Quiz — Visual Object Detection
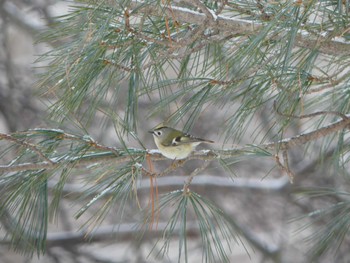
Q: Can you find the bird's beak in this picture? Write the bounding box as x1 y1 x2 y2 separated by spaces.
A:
148 130 154 134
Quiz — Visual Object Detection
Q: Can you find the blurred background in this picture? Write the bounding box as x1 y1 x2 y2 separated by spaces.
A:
0 1 350 263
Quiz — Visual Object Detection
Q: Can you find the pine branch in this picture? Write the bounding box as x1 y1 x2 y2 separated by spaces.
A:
89 0 350 56
1 112 349 174
0 133 54 164
262 114 350 150
2 0 350 261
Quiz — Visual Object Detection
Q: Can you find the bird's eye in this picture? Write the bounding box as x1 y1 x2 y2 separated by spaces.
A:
156 131 162 136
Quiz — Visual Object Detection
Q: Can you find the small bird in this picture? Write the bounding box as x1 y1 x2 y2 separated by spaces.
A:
149 126 214 160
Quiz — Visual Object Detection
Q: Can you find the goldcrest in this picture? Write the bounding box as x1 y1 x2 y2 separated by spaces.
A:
149 126 214 159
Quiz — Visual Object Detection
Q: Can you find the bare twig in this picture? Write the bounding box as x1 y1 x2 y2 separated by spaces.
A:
274 152 295 183
183 161 210 193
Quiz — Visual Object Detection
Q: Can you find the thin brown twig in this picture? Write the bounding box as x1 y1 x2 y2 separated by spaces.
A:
283 150 294 183
183 161 210 193
161 0 173 43
145 153 159 230
0 133 54 164
24 129 121 157
273 100 348 121
274 154 293 183
210 53 279 87
141 31 235 70
305 68 350 94
159 159 187 177
102 59 132 72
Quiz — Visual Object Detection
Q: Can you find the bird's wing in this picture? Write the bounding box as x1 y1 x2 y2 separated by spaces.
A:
171 134 213 146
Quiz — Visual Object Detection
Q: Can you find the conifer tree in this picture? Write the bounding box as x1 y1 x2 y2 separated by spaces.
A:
1 0 350 262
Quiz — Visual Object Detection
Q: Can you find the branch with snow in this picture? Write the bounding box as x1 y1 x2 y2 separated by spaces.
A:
112 0 350 56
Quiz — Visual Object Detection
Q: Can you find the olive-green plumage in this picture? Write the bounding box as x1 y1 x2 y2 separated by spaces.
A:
149 126 213 159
